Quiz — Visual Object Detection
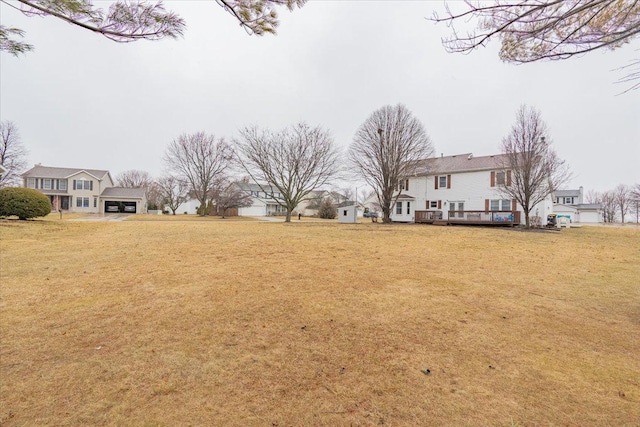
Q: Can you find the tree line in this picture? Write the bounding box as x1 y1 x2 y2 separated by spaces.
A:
1 104 638 226
586 184 640 224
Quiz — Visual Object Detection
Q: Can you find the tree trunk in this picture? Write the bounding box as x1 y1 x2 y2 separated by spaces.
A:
382 207 392 223
285 210 292 222
524 207 530 228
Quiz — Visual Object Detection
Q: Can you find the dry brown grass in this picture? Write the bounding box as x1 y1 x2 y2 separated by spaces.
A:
1 220 638 426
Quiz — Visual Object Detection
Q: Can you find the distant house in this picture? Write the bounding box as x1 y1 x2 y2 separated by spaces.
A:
388 152 554 226
173 199 200 215
553 187 603 223
22 165 147 214
236 182 288 216
296 190 350 216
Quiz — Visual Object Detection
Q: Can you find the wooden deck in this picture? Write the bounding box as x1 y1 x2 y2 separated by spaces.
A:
415 210 521 226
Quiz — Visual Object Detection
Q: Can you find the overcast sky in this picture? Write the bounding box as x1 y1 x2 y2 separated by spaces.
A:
1 1 638 193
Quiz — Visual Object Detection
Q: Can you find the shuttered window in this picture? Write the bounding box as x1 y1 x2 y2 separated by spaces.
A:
439 176 447 188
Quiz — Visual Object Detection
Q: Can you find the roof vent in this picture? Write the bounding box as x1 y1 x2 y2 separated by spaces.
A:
468 153 473 160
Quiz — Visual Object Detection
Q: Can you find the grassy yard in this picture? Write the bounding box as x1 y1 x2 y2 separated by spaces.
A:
0 219 638 426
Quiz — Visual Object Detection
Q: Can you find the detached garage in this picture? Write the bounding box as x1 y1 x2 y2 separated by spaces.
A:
100 187 146 214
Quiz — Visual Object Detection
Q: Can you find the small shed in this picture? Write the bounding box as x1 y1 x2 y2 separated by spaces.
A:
338 205 358 223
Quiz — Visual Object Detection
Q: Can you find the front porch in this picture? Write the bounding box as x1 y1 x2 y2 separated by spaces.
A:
415 210 521 226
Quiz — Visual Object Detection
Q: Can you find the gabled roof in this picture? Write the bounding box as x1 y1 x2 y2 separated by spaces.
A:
554 189 581 197
395 193 415 200
236 181 279 193
22 165 111 181
101 187 145 199
414 153 509 176
574 203 603 210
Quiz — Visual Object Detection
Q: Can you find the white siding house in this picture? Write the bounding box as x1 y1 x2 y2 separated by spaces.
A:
389 153 554 226
236 182 288 217
552 187 603 224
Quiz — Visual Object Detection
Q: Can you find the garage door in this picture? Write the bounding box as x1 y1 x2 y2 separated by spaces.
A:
104 201 137 213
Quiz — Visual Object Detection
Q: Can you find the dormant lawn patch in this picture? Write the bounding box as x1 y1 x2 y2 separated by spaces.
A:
1 220 638 426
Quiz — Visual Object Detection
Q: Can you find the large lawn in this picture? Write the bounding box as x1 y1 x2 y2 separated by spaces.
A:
1 219 638 426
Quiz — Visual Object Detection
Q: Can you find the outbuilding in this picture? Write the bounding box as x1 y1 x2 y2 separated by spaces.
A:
338 205 358 223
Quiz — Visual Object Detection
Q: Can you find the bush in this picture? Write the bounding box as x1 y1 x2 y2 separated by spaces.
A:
0 187 52 220
318 198 337 219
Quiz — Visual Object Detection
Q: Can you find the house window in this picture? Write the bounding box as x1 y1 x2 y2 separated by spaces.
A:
27 178 36 188
439 176 447 188
42 179 53 190
406 202 411 215
564 197 574 204
496 171 506 185
74 179 92 190
396 202 402 214
490 200 500 211
93 197 97 208
58 180 68 191
501 199 511 210
76 197 89 208
430 201 438 209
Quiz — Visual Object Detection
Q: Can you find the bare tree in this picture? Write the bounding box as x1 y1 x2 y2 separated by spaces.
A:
155 175 189 215
116 169 152 188
236 122 340 222
584 189 601 204
115 169 157 207
0 121 28 188
211 177 253 218
433 1 640 92
601 190 618 223
498 105 570 228
348 104 434 223
613 184 631 223
2 0 306 56
164 132 233 216
631 183 640 223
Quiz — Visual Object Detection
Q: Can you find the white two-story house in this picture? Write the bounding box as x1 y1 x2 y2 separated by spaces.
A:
236 182 288 216
389 153 554 226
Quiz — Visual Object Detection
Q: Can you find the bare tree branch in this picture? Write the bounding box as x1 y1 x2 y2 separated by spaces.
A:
235 122 340 222
613 183 632 223
433 1 640 91
211 176 253 217
0 121 29 188
348 104 434 223
216 0 306 35
155 174 189 215
497 105 571 228
1 0 306 55
164 132 233 216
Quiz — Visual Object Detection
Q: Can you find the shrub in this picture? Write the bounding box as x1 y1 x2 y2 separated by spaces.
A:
0 187 52 220
318 198 337 219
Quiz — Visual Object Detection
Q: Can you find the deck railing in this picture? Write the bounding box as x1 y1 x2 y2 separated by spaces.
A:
415 210 443 223
415 210 521 225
